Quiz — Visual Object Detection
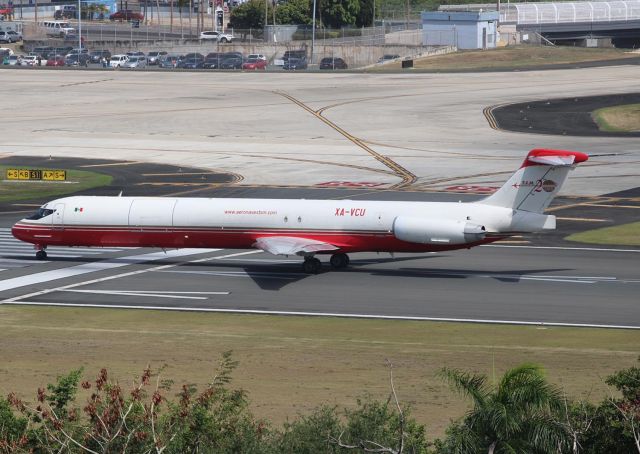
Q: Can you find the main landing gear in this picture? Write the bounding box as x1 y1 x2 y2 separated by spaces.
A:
35 246 47 260
329 253 350 269
302 253 350 274
302 257 322 274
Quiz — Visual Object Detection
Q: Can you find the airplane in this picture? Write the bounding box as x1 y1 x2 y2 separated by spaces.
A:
12 149 588 274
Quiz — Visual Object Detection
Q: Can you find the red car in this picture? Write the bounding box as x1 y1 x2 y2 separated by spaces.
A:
46 55 66 66
242 58 267 70
109 10 144 21
0 4 13 17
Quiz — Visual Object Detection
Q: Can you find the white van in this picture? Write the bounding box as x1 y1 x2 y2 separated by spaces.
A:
109 54 129 68
42 21 76 37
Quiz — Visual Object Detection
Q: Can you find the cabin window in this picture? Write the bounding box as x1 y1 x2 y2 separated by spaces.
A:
26 208 55 220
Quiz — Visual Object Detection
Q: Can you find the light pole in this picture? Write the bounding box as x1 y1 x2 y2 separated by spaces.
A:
311 0 316 64
78 0 82 51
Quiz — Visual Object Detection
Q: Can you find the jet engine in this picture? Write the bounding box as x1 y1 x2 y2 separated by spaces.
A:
393 217 486 245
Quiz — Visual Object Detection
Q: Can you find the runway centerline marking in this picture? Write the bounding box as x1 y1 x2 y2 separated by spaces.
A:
2 302 638 330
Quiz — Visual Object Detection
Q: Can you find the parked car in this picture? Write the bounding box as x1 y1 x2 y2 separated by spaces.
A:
147 51 167 65
46 55 66 66
20 55 38 66
178 57 204 69
0 31 17 43
203 54 223 69
31 46 54 58
52 46 73 56
4 54 20 65
126 51 145 57
378 54 400 63
199 30 234 43
6 30 22 41
220 56 243 69
283 57 307 70
109 10 144 21
247 53 266 61
65 53 90 66
89 50 111 64
182 52 204 61
319 57 348 70
109 54 129 68
242 58 266 70
158 55 179 68
283 50 306 62
54 5 77 19
122 55 146 68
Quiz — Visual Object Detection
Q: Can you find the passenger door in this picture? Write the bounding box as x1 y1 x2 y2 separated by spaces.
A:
52 203 65 229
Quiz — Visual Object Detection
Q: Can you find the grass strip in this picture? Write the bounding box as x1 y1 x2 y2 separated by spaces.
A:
566 221 640 246
0 306 637 438
0 165 112 204
369 46 638 71
592 103 640 132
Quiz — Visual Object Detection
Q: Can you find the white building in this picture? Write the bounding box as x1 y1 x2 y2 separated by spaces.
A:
422 11 499 49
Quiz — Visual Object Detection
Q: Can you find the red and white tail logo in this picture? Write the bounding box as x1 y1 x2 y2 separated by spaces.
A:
482 149 589 213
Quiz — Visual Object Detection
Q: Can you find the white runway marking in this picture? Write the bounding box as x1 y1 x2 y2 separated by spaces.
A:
483 244 640 253
59 289 230 300
157 269 299 279
2 301 639 330
0 249 220 293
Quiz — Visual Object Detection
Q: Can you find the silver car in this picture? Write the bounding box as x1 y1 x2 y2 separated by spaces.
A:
122 55 147 69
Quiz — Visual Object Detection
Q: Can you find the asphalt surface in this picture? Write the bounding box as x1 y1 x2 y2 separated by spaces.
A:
492 93 640 137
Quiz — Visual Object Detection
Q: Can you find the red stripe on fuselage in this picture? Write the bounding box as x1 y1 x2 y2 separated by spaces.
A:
11 223 503 253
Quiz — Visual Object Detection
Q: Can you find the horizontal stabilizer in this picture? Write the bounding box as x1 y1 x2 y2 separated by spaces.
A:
482 148 589 213
527 154 576 166
253 236 339 256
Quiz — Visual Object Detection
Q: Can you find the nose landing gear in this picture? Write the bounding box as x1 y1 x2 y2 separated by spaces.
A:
35 246 48 260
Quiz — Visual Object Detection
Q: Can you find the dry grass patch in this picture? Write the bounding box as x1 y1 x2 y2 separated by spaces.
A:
371 46 638 71
567 221 640 246
0 306 637 438
592 103 640 132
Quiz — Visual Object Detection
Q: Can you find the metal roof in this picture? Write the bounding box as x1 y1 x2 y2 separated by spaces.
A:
501 0 640 24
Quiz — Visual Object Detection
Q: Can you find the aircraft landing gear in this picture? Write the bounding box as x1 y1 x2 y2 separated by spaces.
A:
35 248 47 260
330 253 350 269
302 257 322 274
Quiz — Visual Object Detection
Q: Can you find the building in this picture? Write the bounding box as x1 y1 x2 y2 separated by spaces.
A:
422 11 499 49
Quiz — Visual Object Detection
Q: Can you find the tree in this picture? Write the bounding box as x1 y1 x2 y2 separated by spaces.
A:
355 0 374 27
320 0 361 28
438 363 569 453
580 358 640 453
229 0 267 30
275 0 312 25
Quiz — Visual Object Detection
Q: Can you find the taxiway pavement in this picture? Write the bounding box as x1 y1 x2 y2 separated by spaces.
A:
1 67 639 195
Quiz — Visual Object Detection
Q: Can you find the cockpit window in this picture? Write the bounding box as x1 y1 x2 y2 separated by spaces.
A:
26 208 55 220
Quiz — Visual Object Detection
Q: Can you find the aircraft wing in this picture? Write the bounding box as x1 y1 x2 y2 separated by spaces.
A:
253 236 339 256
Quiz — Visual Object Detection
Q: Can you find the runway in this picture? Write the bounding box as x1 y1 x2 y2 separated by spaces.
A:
1 215 638 328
